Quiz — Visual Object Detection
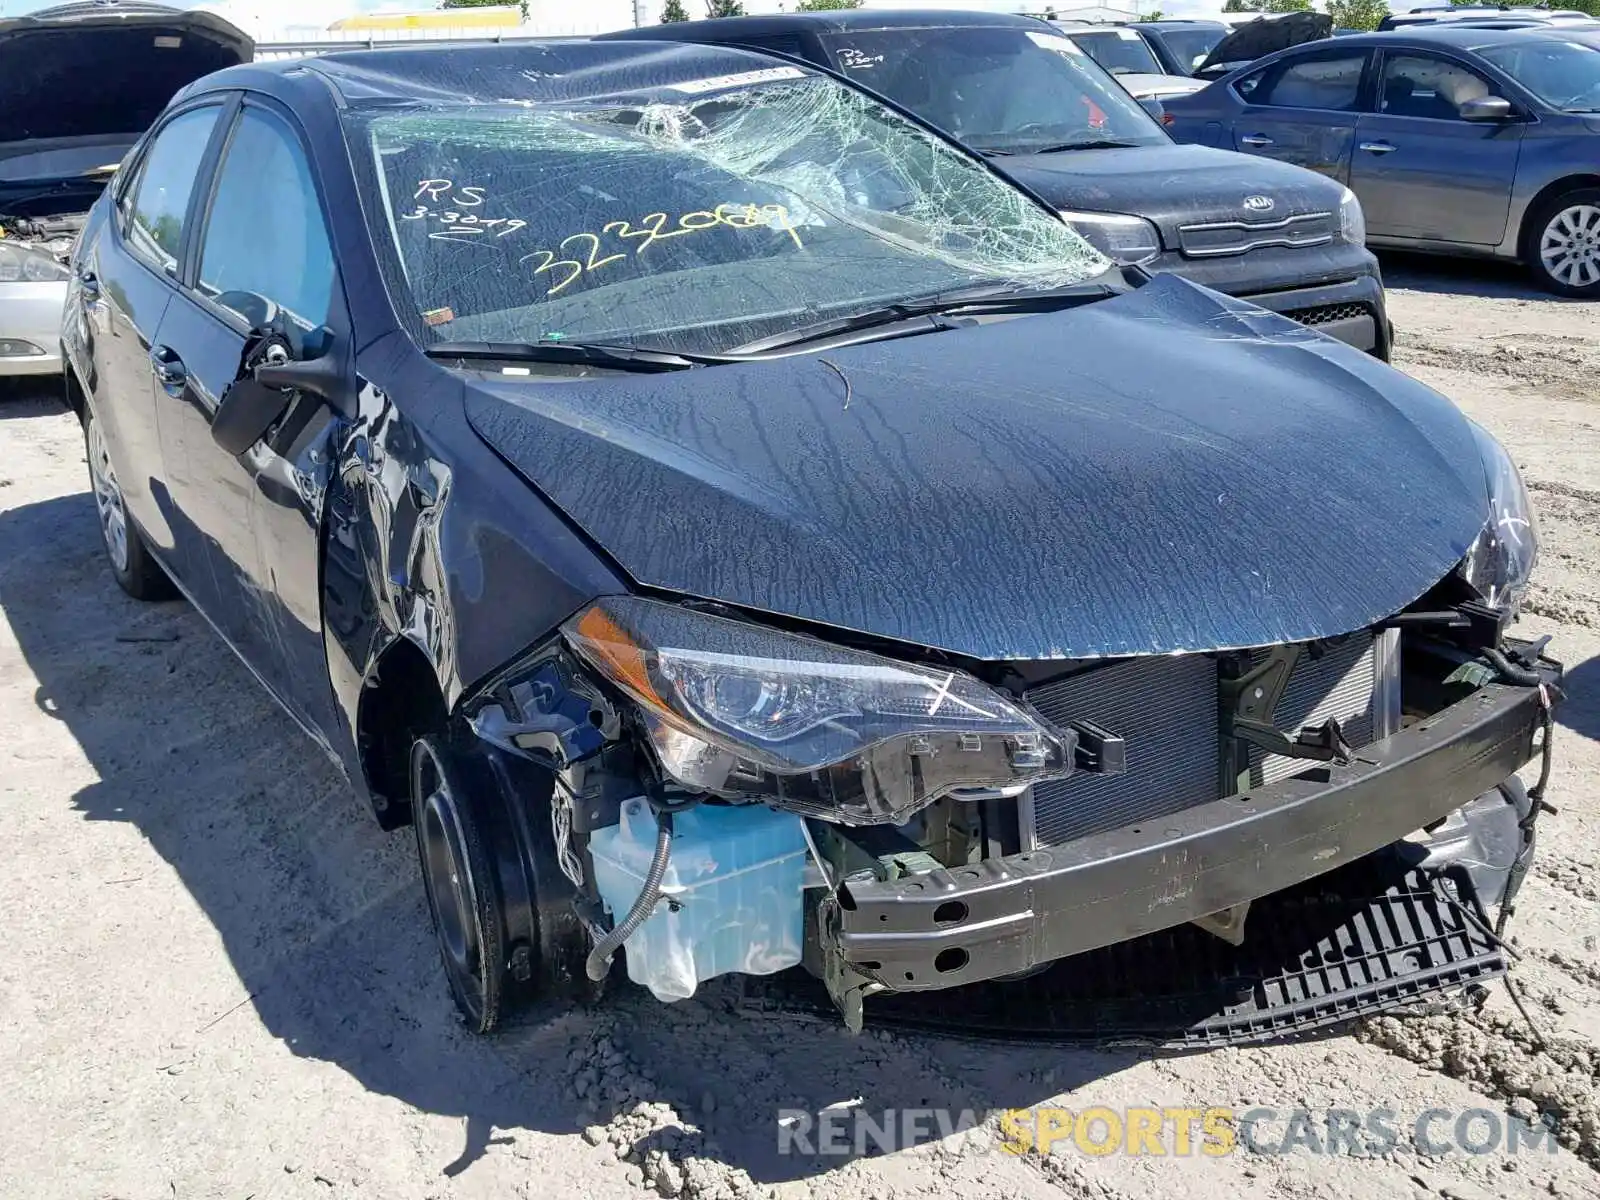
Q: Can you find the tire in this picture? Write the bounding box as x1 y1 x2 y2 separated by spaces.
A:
411 734 507 1034
1523 187 1600 298
82 406 178 601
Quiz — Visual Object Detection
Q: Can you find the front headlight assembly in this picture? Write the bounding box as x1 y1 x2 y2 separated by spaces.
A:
1460 421 1538 615
0 241 70 283
562 597 1073 825
1338 186 1366 247
1059 210 1161 266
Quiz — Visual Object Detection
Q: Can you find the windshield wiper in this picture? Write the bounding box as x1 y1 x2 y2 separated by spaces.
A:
725 278 1121 356
1029 139 1146 153
424 340 724 373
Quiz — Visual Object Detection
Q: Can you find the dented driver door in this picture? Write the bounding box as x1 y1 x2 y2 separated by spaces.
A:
155 99 347 747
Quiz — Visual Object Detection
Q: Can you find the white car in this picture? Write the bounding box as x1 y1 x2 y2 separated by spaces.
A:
1058 26 1206 101
0 2 250 380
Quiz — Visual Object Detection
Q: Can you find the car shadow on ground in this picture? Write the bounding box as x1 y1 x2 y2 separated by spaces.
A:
0 481 1163 1188
1376 251 1557 303
1555 652 1600 743
0 376 67 419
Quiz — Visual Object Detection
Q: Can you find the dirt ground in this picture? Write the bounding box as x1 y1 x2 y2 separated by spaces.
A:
2 255 1598 1200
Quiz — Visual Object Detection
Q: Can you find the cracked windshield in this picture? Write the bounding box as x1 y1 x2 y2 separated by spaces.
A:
348 65 1108 356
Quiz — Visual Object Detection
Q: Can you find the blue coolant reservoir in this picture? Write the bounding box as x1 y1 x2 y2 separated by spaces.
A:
588 798 810 1002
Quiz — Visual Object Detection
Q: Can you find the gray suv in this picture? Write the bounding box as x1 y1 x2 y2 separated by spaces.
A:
1163 25 1600 295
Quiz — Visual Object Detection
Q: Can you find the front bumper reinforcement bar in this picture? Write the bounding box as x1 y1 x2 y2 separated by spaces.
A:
803 667 1556 1037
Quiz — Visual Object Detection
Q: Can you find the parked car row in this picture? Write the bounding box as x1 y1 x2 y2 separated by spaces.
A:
1164 23 1600 295
607 10 1392 357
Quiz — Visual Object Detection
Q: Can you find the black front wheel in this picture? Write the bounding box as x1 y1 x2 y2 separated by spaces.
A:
83 406 177 601
411 735 507 1034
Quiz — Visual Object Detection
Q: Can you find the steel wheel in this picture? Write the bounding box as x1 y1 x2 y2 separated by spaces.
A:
1527 189 1600 298
411 735 505 1033
85 412 129 573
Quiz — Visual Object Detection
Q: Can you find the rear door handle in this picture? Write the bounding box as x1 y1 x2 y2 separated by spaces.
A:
150 345 188 394
1359 141 1396 155
1240 134 1274 147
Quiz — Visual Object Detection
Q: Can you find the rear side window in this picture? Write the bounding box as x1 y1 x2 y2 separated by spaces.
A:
124 106 222 275
197 107 336 329
1248 52 1369 111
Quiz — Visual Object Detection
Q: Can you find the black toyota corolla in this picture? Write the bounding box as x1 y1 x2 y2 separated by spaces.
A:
63 40 1558 1038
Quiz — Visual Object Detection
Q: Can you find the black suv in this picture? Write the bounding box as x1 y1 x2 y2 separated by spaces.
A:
601 9 1391 357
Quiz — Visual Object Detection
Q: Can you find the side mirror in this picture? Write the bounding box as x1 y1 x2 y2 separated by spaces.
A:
1139 96 1167 122
1459 95 1513 122
211 325 347 456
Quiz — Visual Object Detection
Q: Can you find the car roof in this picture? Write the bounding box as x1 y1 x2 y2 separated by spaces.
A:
1282 23 1599 52
597 8 1049 39
1131 20 1227 30
188 38 799 106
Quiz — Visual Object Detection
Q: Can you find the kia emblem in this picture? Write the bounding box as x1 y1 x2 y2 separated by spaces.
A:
1243 195 1275 213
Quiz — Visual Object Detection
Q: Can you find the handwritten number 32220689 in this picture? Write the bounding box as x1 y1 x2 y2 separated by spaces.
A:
522 204 804 298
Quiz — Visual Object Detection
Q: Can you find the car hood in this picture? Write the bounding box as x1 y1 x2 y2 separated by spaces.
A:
463 274 1488 663
1197 11 1332 74
996 142 1344 249
1114 71 1207 99
0 3 252 149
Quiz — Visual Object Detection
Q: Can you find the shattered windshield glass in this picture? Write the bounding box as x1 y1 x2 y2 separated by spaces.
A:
344 66 1109 356
822 26 1165 153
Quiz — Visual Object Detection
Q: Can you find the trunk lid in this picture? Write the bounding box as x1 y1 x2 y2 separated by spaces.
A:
1196 12 1333 75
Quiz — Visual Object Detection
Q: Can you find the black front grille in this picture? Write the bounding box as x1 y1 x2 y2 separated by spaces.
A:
1284 302 1372 327
1176 211 1335 258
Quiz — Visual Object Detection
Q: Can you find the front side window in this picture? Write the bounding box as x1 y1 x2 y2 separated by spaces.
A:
198 107 336 329
124 106 221 274
821 25 1167 153
1251 53 1369 111
1478 38 1600 111
1379 53 1497 119
344 65 1109 357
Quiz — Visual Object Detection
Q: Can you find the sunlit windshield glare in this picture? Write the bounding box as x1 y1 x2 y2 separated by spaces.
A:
1156 27 1226 71
1478 39 1600 110
1067 28 1164 76
820 26 1165 153
347 70 1108 356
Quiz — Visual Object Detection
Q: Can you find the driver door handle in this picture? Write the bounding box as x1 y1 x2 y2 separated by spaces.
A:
150 344 188 394
1359 141 1397 155
1240 134 1274 147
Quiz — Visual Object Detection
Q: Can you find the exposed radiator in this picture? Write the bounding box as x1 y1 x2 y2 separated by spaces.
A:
1024 655 1220 848
1249 636 1379 787
1022 632 1397 849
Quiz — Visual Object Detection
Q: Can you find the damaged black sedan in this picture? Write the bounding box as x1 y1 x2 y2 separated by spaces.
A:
63 40 1558 1038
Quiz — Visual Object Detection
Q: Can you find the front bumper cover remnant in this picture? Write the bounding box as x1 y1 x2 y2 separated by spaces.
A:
755 862 1506 1048
822 669 1557 1027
